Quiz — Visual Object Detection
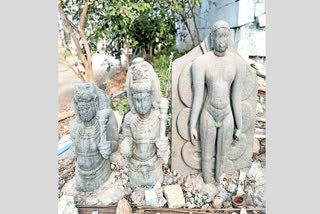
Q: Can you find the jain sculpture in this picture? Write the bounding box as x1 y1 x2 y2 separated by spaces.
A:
69 83 119 192
120 58 169 189
171 20 257 183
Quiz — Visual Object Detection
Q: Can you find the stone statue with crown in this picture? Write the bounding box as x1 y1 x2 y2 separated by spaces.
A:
120 58 169 189
69 83 119 192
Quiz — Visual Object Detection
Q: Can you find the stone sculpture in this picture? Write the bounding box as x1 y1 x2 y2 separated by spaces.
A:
69 83 119 192
120 58 169 189
171 20 257 183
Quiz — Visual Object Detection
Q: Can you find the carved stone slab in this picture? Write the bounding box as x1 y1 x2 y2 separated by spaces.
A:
171 35 257 176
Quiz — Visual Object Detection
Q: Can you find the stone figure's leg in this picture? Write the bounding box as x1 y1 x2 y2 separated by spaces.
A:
199 109 217 183
215 113 234 181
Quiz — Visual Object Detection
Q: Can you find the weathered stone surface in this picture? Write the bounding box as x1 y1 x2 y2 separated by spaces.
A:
69 83 119 192
235 25 266 56
59 195 78 214
196 0 254 30
172 21 257 183
163 184 185 208
120 58 169 189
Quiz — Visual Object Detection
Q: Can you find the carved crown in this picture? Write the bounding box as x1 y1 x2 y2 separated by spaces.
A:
129 58 152 92
73 83 97 102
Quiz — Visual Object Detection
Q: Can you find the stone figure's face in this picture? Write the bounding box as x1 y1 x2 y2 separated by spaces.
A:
77 100 96 122
132 91 152 115
212 28 229 53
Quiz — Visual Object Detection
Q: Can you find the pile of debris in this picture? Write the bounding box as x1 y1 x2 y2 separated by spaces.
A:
58 157 75 192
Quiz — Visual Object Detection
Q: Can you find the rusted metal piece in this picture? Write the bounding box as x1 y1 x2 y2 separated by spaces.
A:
76 204 265 214
138 207 264 214
77 204 118 214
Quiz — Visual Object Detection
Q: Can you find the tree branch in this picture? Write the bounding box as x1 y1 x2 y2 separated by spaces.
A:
58 3 89 72
79 1 95 83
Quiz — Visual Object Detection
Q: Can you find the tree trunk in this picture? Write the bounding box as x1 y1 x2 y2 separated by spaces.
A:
78 1 95 83
125 39 130 69
188 0 201 45
58 2 95 83
181 14 196 47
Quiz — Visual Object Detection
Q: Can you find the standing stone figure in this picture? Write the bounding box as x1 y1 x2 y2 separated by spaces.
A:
189 20 256 183
120 58 169 189
69 83 119 192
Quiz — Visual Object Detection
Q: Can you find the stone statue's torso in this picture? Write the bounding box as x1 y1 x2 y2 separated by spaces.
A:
198 50 238 123
75 120 105 172
130 110 160 161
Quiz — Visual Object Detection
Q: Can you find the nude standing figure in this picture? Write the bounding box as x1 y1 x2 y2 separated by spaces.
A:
189 20 244 183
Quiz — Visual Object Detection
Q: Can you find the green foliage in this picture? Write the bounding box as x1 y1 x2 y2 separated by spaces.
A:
112 96 128 115
168 0 203 47
131 1 176 56
153 54 171 97
60 0 178 60
58 47 72 59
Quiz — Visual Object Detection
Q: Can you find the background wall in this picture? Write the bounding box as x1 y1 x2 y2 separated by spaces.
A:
176 0 266 57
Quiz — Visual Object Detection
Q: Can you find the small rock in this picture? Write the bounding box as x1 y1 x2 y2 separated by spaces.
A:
223 201 232 208
145 189 160 207
131 187 145 206
185 192 192 198
196 197 202 204
245 194 254 207
240 208 248 214
167 177 173 185
172 170 177 176
189 197 195 203
163 184 185 208
212 196 223 209
253 138 260 155
186 202 196 209
58 195 78 214
144 184 166 207
116 199 132 214
153 182 161 189
201 204 210 209
227 182 238 193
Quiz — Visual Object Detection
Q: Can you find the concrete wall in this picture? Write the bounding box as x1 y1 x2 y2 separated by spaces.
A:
176 0 266 57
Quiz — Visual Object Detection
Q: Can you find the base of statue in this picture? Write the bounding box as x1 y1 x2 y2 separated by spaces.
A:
61 171 131 206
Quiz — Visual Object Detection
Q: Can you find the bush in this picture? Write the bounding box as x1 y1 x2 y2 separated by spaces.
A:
153 54 171 97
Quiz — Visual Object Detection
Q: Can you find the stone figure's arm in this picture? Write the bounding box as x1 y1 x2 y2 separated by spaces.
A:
119 113 133 158
97 109 119 159
151 71 161 107
105 111 119 151
126 71 134 111
231 64 243 139
189 61 205 140
68 119 78 159
156 137 170 164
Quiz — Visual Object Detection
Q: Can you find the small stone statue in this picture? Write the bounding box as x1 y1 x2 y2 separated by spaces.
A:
120 58 169 189
69 83 119 192
189 20 257 183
